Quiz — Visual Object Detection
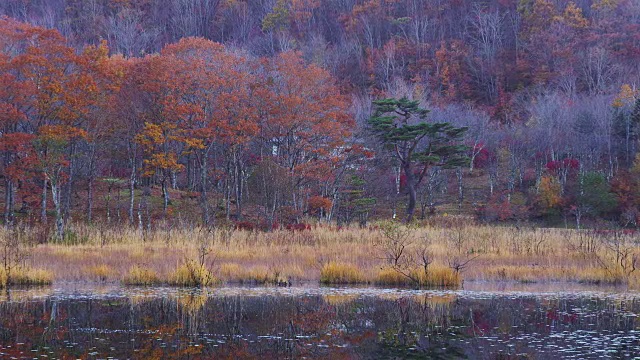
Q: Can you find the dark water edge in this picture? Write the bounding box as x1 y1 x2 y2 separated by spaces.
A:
0 285 639 359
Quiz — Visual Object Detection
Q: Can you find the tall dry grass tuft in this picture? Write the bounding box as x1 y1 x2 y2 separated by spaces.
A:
11 268 53 286
85 264 116 282
375 265 460 288
416 265 461 287
123 266 161 286
168 260 216 287
0 267 53 288
320 262 366 284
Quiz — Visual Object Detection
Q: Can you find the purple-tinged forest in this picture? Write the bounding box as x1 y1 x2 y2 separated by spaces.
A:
1 0 640 231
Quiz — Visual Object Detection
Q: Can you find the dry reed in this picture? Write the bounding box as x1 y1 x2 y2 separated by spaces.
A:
320 262 366 284
2 220 636 288
123 265 161 286
0 267 53 288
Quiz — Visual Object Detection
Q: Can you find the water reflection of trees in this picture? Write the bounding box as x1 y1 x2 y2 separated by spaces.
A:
0 292 639 358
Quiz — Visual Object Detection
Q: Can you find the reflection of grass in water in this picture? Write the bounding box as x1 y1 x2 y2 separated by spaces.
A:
416 294 456 307
174 290 210 314
374 293 468 360
129 294 153 307
323 294 359 305
377 323 467 359
0 286 53 302
1 287 639 359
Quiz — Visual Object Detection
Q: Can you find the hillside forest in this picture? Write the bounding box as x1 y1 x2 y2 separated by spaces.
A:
1 0 640 237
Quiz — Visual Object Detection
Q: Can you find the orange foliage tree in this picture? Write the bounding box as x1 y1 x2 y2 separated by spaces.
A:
255 51 354 225
161 37 259 223
0 17 97 239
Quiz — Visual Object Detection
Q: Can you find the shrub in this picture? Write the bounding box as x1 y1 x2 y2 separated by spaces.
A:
168 260 216 287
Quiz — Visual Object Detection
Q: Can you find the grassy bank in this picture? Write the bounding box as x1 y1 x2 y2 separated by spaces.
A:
2 220 639 288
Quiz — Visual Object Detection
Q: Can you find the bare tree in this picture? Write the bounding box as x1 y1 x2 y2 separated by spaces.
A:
467 5 505 102
106 9 159 57
580 47 619 95
170 0 221 40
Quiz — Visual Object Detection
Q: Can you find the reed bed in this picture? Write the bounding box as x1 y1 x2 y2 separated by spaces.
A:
1 220 638 288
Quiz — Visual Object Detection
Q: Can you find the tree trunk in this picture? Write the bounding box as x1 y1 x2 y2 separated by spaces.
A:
171 170 177 190
162 178 169 214
225 176 231 220
234 152 242 220
137 198 143 232
87 175 93 223
143 185 151 231
41 178 48 224
51 177 64 240
200 154 210 226
106 183 111 224
128 142 137 226
4 179 13 225
87 143 96 223
457 167 464 210
63 143 76 222
129 170 136 226
186 153 193 191
328 189 339 222
116 186 122 224
403 161 417 223
393 165 401 219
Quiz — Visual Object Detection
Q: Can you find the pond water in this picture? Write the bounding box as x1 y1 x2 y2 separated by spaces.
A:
0 284 639 359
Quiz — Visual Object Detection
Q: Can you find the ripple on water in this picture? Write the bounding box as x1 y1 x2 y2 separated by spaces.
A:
1 283 640 359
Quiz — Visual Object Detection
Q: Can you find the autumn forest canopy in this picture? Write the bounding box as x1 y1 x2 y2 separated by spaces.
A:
1 0 640 236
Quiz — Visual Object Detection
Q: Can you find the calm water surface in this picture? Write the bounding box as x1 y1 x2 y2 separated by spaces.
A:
0 284 639 359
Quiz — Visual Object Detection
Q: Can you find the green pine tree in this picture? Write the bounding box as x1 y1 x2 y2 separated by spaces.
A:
368 97 468 222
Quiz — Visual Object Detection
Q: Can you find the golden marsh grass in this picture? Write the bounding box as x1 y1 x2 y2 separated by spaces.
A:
123 265 161 286
0 267 53 288
2 220 638 288
320 262 366 284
